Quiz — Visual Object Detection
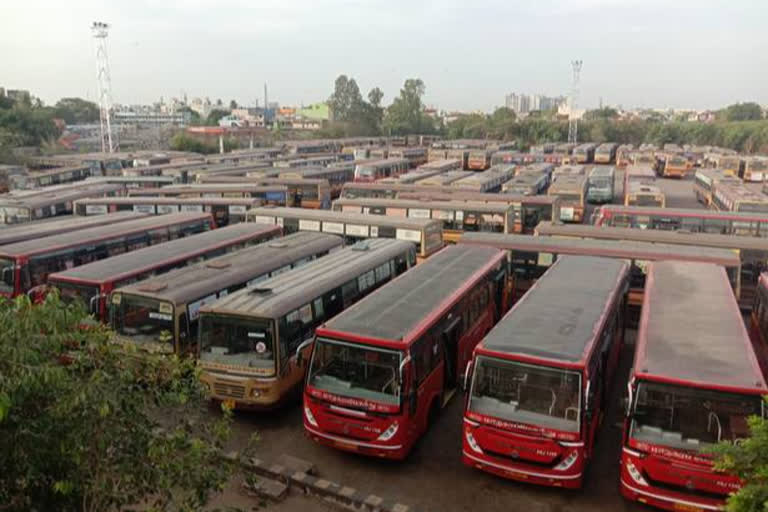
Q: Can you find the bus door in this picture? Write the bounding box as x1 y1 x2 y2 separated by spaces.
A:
441 317 461 405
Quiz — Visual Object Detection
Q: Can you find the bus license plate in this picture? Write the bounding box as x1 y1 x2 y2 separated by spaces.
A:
674 503 702 512
335 440 358 452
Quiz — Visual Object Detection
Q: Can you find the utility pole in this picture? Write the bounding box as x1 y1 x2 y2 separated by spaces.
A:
92 21 117 153
568 60 583 144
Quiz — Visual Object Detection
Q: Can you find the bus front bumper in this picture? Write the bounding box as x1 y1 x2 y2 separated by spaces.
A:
620 476 723 512
463 450 584 489
201 373 287 411
305 423 407 460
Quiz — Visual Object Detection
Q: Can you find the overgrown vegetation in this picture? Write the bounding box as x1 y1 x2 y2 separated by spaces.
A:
0 292 245 511
169 132 239 154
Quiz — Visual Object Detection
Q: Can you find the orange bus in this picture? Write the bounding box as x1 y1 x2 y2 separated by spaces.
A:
621 261 767 511
463 256 628 488
304 244 509 459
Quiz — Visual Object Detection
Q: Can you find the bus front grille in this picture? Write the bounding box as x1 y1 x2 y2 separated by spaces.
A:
214 382 246 399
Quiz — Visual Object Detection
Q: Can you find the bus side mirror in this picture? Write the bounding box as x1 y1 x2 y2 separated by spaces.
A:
2 266 13 286
295 338 313 368
463 360 474 393
88 295 102 315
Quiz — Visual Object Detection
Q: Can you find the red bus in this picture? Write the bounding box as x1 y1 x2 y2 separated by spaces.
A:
621 261 767 511
0 212 213 298
304 244 509 459
463 256 629 488
47 223 280 321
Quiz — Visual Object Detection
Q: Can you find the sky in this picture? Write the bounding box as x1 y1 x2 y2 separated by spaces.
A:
2 0 767 112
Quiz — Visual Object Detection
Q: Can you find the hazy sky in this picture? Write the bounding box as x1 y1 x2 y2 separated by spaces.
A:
3 0 767 112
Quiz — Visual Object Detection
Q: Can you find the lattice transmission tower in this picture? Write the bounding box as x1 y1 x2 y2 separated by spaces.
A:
568 60 583 144
92 21 117 153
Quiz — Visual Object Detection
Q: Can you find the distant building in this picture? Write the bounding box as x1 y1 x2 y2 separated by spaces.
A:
505 92 565 115
189 97 213 118
297 103 330 122
113 106 191 127
218 114 245 128
4 89 31 104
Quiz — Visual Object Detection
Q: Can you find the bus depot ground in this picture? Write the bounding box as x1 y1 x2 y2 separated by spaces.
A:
206 170 721 512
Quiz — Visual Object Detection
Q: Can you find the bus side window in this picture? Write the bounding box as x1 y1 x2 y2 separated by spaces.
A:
341 280 359 308
178 312 188 352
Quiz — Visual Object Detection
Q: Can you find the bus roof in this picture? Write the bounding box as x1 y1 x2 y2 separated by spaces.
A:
636 262 767 393
459 233 741 267
133 184 288 195
0 184 124 209
548 175 587 193
247 206 442 231
0 212 145 246
332 197 511 213
535 221 768 252
589 166 615 178
319 245 505 346
0 212 211 258
75 197 261 207
113 232 343 305
479 256 628 365
598 204 768 221
47 223 279 285
397 190 558 206
200 238 412 319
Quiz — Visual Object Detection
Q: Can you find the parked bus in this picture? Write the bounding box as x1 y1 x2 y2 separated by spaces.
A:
616 144 634 168
536 221 768 309
389 147 428 168
693 169 742 206
23 165 93 188
467 149 494 171
0 183 125 224
129 183 290 205
47 223 280 320
656 153 691 178
743 156 768 183
198 239 416 409
625 183 666 208
491 151 529 166
397 191 560 235
0 212 144 246
463 256 628 488
415 170 474 186
109 232 342 355
195 176 331 209
279 165 355 198
85 176 176 189
501 172 550 196
621 261 767 512
548 175 589 222
750 273 768 359
552 165 586 182
712 182 768 213
274 155 339 168
518 162 555 179
573 144 597 164
246 206 444 261
380 159 462 185
594 204 768 236
304 244 509 459
586 166 615 204
353 158 410 182
74 197 260 226
332 198 514 243
459 232 741 308
554 143 577 157
595 143 618 164
0 212 213 298
708 154 743 177
451 165 517 193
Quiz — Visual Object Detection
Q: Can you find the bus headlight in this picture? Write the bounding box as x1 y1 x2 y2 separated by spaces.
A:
465 430 483 454
304 406 318 427
626 460 649 486
376 421 399 442
250 389 261 398
554 450 578 471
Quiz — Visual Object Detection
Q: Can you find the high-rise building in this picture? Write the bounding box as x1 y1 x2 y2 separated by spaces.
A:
505 92 566 115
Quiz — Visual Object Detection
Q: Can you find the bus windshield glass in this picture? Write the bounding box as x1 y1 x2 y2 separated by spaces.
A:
355 166 376 179
308 338 402 407
750 160 768 171
0 257 15 294
199 315 276 375
58 282 100 309
590 177 612 189
629 381 763 452
112 295 175 347
469 357 582 433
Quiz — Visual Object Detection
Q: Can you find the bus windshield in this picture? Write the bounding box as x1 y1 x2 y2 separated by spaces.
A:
469 357 582 433
58 282 100 310
750 160 768 171
355 166 376 179
308 338 402 407
590 177 612 189
111 295 175 347
199 315 276 375
0 257 15 294
630 382 763 453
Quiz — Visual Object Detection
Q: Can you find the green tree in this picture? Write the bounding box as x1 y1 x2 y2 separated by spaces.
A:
170 132 218 154
229 99 238 110
711 401 768 512
0 292 243 511
328 75 364 122
721 102 763 122
383 78 436 135
584 107 619 121
205 109 231 126
52 98 100 124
